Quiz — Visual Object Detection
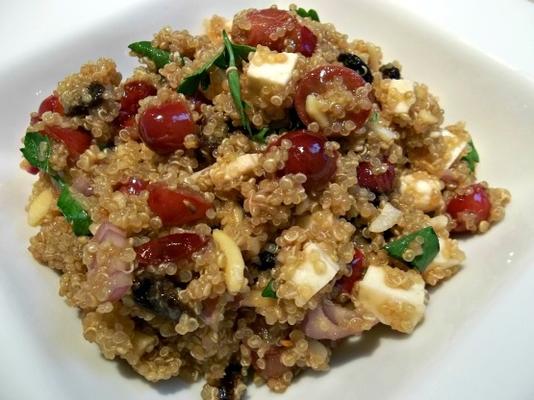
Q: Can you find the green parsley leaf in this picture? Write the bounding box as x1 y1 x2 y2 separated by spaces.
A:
55 178 92 236
20 131 51 173
385 227 440 272
128 41 172 70
462 140 480 172
261 279 277 298
296 7 320 22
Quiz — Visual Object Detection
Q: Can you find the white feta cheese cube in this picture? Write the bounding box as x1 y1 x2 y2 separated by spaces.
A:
388 79 416 114
439 129 469 170
432 237 465 269
290 242 340 304
422 237 465 285
410 128 470 175
399 171 443 212
247 50 298 90
358 265 426 333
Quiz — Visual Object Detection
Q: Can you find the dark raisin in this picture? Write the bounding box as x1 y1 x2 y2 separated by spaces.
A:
379 63 401 80
66 82 106 116
218 362 242 400
337 53 373 83
132 277 184 320
87 82 105 106
258 251 276 270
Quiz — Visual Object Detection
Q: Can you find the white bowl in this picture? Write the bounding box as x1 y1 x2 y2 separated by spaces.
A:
1 1 533 399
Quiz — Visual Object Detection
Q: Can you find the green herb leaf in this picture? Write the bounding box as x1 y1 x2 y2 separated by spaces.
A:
55 179 92 236
21 132 51 173
385 227 439 272
128 41 172 70
251 127 271 144
462 140 480 172
222 30 252 135
296 7 320 22
230 43 256 65
177 35 255 97
21 133 92 236
178 51 225 95
261 279 277 298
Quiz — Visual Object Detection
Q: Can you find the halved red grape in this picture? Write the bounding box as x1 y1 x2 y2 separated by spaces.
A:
338 249 366 293
31 94 64 124
271 130 337 190
138 102 196 154
148 185 211 226
357 160 396 193
135 233 207 265
446 183 491 232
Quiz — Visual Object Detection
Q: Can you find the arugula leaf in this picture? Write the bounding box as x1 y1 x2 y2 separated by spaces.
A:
385 227 439 272
178 51 225 95
462 140 480 172
296 7 320 22
128 41 172 70
54 178 92 236
177 37 255 96
261 279 277 298
222 30 252 135
21 132 51 173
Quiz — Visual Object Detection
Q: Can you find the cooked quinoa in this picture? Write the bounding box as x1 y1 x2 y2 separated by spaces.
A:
21 5 510 399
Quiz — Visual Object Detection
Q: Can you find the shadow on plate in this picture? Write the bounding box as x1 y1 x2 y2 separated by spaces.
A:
294 323 407 384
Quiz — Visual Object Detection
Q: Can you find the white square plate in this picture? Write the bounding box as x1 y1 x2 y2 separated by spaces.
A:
1 1 533 399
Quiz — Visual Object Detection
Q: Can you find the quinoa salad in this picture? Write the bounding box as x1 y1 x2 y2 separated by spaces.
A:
20 5 511 399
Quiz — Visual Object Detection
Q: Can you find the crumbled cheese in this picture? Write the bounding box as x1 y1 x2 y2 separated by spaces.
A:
27 189 54 226
399 171 443 212
411 128 470 175
430 237 465 270
389 79 416 114
369 203 402 233
422 237 465 285
358 265 426 333
368 121 399 143
213 230 246 295
439 129 469 170
428 215 449 231
247 49 298 91
305 94 329 128
290 242 340 304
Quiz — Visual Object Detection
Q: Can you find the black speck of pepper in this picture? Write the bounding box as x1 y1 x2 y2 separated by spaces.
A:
379 64 401 80
218 362 242 400
337 53 373 83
